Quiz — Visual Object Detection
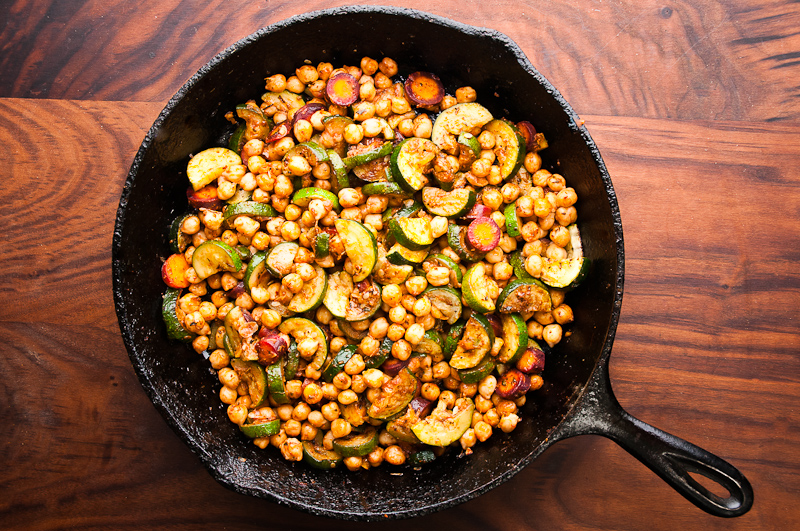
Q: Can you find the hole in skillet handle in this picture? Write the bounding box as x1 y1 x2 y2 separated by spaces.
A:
557 362 754 518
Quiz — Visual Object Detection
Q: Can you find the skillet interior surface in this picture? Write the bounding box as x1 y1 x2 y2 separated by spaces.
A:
112 6 623 519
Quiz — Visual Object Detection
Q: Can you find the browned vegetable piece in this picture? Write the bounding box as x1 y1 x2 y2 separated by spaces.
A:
495 368 531 399
516 345 545 374
463 203 491 220
186 185 224 210
161 253 190 289
516 120 537 152
265 122 292 143
466 216 501 253
293 102 326 126
326 72 359 106
256 328 289 366
405 71 445 106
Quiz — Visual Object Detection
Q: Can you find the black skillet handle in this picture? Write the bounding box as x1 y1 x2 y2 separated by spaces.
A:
557 362 753 517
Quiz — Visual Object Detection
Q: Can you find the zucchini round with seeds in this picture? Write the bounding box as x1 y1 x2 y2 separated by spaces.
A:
162 288 193 342
265 241 299 278
388 217 433 251
231 358 268 408
334 219 378 282
191 240 243 280
484 119 526 180
391 138 437 193
372 245 414 285
509 250 534 281
411 398 475 447
443 319 467 359
386 243 429 266
332 427 378 457
497 278 552 314
323 270 353 319
344 278 382 321
367 368 418 420
461 263 496 314
186 147 242 191
430 103 494 149
287 265 327 313
412 329 443 358
278 317 328 371
337 319 368 342
327 150 349 192
540 257 590 289
450 313 495 370
424 286 463 325
421 186 476 219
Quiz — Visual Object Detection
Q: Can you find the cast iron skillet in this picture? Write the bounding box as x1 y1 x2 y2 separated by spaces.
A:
112 6 753 520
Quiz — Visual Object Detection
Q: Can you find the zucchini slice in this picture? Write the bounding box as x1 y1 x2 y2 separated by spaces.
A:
423 254 463 285
322 344 357 382
168 214 193 254
261 90 305 112
498 313 529 364
266 361 290 404
337 319 368 342
484 119 526 180
504 202 523 238
388 217 433 251
314 231 330 259
386 243 429 266
391 138 437 193
343 140 392 170
566 223 583 259
412 329 443 358
382 199 423 222
362 181 409 196
540 257 589 289
231 359 268 408
443 319 467 359
497 278 552 313
283 141 329 170
430 103 494 149
461 263 496 314
265 241 299 278
447 223 486 263
332 427 378 457
278 317 328 371
287 265 327 313
458 355 496 384
228 123 247 153
186 147 242 191
411 398 475 447
243 251 268 295
334 219 378 282
367 368 418 420
372 245 413 285
191 240 243 279
364 336 391 370
450 314 495 370
327 150 350 192
322 270 353 319
457 132 481 157
162 288 193 342
223 307 243 358
424 286 463 325
345 278 382 321
303 440 342 470
421 187 476 219
285 340 300 378
509 250 534 281
291 186 340 213
222 201 278 226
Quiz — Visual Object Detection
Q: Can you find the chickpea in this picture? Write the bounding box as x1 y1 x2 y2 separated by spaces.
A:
455 86 477 103
527 320 544 340
392 339 412 361
383 445 406 466
404 323 425 345
474 421 493 442
369 317 389 339
387 323 406 341
331 418 352 439
524 151 542 173
280 438 304 461
412 114 433 139
265 74 287 92
378 57 398 77
285 75 305 93
337 389 358 405
543 323 563 347
219 385 237 405
556 206 578 226
426 266 450 287
405 276 428 296
498 413 520 433
367 447 385 467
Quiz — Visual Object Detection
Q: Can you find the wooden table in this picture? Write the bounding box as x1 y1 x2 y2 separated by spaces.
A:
2 1 798 529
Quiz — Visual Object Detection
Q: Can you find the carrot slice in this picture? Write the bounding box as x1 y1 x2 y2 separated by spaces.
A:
161 253 191 288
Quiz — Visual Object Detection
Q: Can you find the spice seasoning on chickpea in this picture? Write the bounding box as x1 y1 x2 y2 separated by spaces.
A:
161 55 588 471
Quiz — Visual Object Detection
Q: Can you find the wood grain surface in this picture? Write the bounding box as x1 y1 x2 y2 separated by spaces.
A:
1 0 798 529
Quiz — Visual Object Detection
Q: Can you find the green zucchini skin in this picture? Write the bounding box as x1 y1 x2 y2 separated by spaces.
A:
162 288 194 343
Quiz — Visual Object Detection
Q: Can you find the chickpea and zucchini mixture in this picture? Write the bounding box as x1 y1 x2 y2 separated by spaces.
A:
160 55 588 471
